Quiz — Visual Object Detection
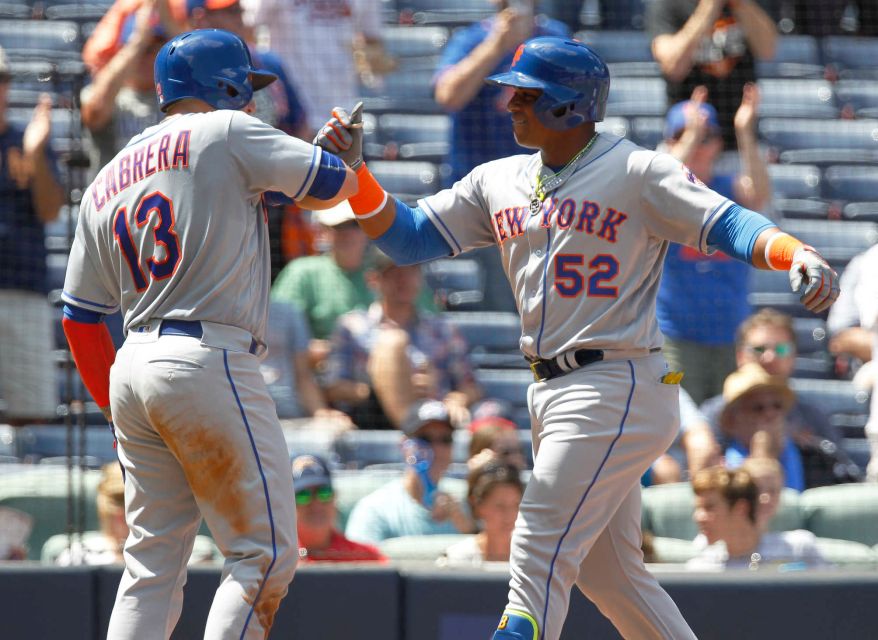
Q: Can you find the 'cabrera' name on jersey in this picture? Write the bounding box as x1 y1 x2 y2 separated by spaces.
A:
418 134 730 360
63 109 322 346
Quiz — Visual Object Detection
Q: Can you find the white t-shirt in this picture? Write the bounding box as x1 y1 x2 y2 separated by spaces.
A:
685 530 832 570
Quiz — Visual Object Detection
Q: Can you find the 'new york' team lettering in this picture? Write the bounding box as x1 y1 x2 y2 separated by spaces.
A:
492 197 629 245
92 130 191 212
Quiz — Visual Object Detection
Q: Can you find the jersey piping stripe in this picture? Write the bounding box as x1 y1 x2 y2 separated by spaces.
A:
422 199 463 254
569 135 625 177
698 199 732 254
539 360 636 640
292 146 319 200
61 290 118 310
224 349 279 639
534 227 553 358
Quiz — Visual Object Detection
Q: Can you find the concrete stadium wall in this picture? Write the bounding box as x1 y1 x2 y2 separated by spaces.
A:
2 565 877 640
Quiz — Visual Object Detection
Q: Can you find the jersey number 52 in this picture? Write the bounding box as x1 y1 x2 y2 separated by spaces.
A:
554 253 619 298
113 191 181 293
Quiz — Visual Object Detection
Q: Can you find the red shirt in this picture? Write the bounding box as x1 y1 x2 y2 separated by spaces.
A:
298 530 387 563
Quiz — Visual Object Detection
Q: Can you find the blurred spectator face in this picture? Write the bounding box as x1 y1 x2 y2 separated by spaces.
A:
475 482 521 541
469 420 526 470
413 420 454 480
295 484 336 547
328 221 369 271
377 264 422 306
725 387 789 451
693 489 734 545
191 1 246 34
738 324 797 378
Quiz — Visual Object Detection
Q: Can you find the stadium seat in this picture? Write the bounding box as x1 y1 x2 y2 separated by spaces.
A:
473 369 532 409
629 117 664 150
792 317 829 355
768 163 821 200
0 20 81 61
0 2 31 19
773 198 831 221
400 0 493 27
442 311 521 368
13 424 117 466
334 430 404 469
748 268 801 315
823 166 878 202
757 79 838 119
283 428 340 464
605 77 667 118
758 119 878 166
801 483 878 546
0 465 101 560
835 80 878 118
375 113 450 162
422 258 484 311
591 0 649 30
842 201 878 223
367 160 441 204
642 482 804 541
378 24 448 59
813 537 878 568
650 536 698 564
40 531 220 565
779 219 878 265
823 36 878 79
43 4 111 23
841 437 872 472
574 30 658 77
755 35 823 79
359 68 440 114
381 533 469 562
788 378 871 430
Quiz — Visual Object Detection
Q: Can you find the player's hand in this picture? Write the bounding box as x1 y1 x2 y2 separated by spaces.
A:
789 246 839 313
23 94 52 156
313 102 363 170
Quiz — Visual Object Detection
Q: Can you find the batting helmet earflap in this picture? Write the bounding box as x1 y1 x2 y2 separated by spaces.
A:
154 29 278 112
486 37 610 131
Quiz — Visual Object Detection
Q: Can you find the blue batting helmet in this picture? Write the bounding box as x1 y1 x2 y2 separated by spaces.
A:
154 29 277 112
486 37 610 130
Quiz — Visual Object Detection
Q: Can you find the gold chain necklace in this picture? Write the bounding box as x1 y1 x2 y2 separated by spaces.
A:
529 133 600 214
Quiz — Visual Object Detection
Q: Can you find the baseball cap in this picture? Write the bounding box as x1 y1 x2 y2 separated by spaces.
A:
186 0 239 15
291 455 333 492
468 398 518 433
719 362 795 425
313 201 356 227
401 399 452 438
664 100 721 140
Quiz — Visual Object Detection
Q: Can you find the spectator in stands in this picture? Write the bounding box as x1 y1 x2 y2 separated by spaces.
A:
830 244 878 481
261 300 352 428
271 201 373 361
0 506 31 561
80 0 169 173
828 250 874 380
292 454 386 562
345 399 473 544
55 463 216 566
657 85 771 405
739 455 784 529
718 362 859 490
240 0 393 133
647 0 777 149
680 385 723 477
467 400 526 471
0 46 65 426
442 460 523 566
324 249 481 430
432 1 568 312
687 466 830 570
700 308 845 451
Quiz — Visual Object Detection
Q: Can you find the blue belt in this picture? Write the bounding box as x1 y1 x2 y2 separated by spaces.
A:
159 320 258 355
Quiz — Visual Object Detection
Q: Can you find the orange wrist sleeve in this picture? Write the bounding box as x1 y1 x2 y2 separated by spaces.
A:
764 232 805 271
348 164 388 218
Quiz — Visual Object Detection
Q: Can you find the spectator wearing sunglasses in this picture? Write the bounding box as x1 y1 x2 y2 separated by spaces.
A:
345 400 473 544
656 84 771 406
291 455 385 563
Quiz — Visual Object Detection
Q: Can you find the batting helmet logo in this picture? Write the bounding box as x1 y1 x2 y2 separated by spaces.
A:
486 37 611 130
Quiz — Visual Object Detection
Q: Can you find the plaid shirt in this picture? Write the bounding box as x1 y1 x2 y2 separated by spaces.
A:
325 303 476 398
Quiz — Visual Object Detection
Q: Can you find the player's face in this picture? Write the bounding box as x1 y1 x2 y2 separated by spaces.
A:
475 483 522 538
738 325 797 378
507 87 550 149
693 491 733 545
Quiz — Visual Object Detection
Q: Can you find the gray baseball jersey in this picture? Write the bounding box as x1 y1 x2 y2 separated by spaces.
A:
419 134 730 360
62 109 321 344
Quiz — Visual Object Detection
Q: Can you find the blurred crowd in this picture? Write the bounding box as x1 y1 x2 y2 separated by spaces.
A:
1 0 878 568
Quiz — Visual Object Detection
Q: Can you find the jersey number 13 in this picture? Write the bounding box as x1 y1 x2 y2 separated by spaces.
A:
113 191 181 292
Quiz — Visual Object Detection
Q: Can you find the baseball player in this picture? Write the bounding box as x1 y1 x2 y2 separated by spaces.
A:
315 37 839 640
61 29 356 639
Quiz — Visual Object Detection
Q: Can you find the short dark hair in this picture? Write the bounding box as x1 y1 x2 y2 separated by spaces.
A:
467 461 523 510
692 466 759 524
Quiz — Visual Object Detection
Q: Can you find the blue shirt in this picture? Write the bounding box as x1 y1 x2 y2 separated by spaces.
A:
435 16 569 186
252 50 308 135
725 437 806 492
0 125 55 293
656 174 751 345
